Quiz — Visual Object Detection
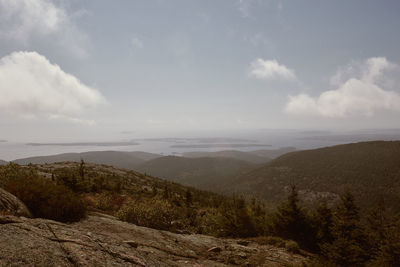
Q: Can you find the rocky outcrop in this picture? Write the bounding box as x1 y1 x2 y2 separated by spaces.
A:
0 187 31 217
0 213 309 266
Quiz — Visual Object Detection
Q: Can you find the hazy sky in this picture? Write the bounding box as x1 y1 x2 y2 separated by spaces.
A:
1 0 400 141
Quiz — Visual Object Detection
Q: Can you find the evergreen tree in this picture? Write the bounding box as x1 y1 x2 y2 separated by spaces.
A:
371 222 400 267
79 159 85 181
322 191 368 266
272 185 316 251
365 197 387 257
314 200 334 248
219 195 256 237
185 189 193 207
249 198 267 234
366 199 400 266
163 185 170 199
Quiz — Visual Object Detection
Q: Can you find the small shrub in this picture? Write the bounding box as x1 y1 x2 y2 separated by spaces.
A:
192 208 221 235
285 240 300 254
96 192 126 212
6 176 86 222
217 196 258 237
0 163 38 187
251 236 286 247
116 199 179 230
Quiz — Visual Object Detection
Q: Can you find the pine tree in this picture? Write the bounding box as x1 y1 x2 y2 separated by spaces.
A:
219 195 256 237
365 197 387 257
234 196 256 237
79 159 85 181
272 185 316 251
322 191 368 266
372 222 400 267
163 185 170 199
185 189 193 207
314 200 334 247
366 198 400 266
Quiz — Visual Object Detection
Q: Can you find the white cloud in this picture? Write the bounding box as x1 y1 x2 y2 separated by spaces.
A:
0 51 106 121
0 0 65 41
249 59 297 81
362 57 394 83
0 0 89 57
285 57 400 117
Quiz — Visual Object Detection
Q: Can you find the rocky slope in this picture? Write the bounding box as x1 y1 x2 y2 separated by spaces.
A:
0 173 308 266
0 213 308 266
0 187 31 217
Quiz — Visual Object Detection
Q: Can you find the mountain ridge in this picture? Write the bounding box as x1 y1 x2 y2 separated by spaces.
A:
224 141 400 212
183 147 296 163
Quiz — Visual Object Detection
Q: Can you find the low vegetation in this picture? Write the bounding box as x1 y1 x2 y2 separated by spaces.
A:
1 163 86 222
1 160 399 266
0 162 265 237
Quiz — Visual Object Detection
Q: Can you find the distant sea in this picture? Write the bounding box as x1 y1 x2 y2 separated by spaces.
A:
0 139 339 162
0 141 273 161
2 130 398 161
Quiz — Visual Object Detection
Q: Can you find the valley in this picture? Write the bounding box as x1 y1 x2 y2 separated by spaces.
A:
1 141 400 266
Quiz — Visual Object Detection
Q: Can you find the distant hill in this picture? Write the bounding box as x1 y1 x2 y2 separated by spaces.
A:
13 151 162 170
0 160 7 166
183 147 296 164
183 150 269 163
246 147 297 159
225 141 400 212
136 156 256 190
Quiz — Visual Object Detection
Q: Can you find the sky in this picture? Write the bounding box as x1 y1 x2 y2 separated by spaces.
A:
1 0 400 142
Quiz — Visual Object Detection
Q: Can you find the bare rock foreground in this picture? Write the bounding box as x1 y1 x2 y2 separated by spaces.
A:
0 212 308 266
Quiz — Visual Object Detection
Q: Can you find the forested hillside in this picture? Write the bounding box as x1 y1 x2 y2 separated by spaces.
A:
183 147 295 163
136 156 256 189
182 150 270 163
226 141 400 213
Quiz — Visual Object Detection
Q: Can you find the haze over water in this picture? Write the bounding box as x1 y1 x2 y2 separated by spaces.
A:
2 128 400 161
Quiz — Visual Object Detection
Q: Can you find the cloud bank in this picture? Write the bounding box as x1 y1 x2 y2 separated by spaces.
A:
285 57 400 117
0 0 66 41
0 51 106 121
249 59 296 81
0 0 89 57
